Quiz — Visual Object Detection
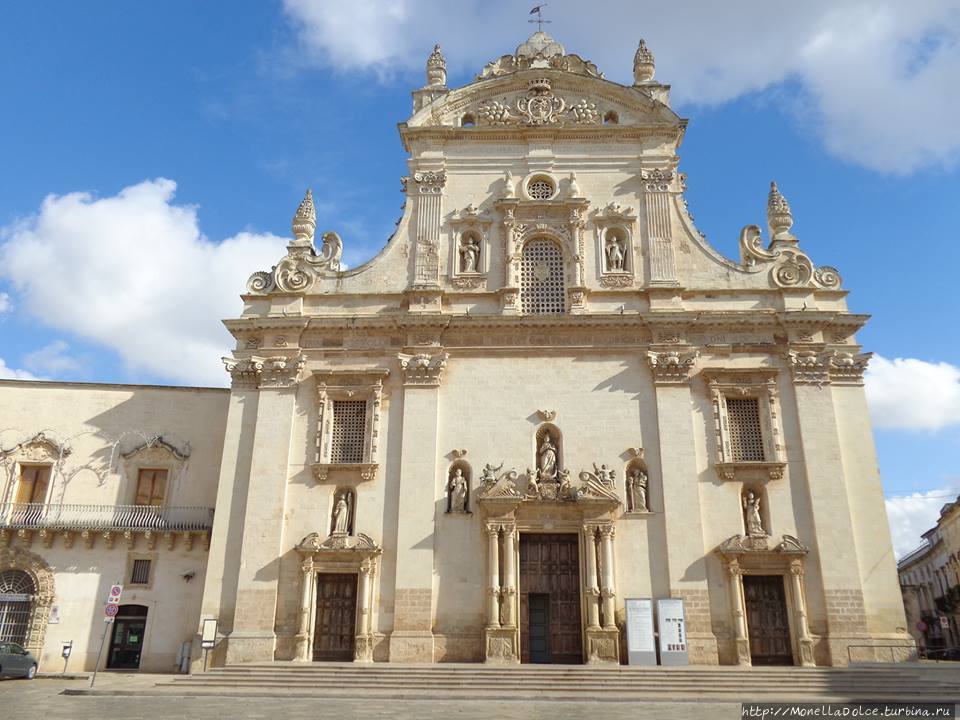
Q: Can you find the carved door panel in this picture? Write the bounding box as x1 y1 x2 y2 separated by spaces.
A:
519 533 583 664
743 574 793 666
313 573 357 662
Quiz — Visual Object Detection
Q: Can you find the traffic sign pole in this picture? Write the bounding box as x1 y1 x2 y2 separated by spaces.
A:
90 583 123 689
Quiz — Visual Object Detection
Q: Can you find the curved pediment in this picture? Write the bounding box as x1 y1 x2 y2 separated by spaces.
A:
405 70 681 133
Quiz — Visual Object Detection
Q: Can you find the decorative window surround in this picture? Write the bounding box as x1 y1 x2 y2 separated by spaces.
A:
703 370 786 482
449 204 492 289
593 202 637 288
496 192 589 315
313 370 388 483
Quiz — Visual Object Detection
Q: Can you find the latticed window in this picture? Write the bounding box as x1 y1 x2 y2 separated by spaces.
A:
0 569 34 644
527 178 555 200
331 400 367 464
726 397 765 462
521 239 566 314
130 559 152 585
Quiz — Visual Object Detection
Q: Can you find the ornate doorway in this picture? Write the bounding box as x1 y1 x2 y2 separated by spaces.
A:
312 573 358 661
519 533 582 664
743 575 792 665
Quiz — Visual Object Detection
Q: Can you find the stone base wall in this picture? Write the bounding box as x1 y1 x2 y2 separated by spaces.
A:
824 589 869 635
434 632 483 662
673 588 719 665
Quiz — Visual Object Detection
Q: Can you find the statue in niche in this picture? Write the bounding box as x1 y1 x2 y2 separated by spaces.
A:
332 492 352 536
538 430 558 480
627 468 648 512
448 467 468 512
606 234 625 271
459 236 480 273
743 491 765 537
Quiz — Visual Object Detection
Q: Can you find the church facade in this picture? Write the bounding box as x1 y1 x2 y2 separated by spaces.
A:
0 33 911 672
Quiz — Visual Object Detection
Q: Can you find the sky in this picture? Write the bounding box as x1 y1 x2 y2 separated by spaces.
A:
0 1 958 557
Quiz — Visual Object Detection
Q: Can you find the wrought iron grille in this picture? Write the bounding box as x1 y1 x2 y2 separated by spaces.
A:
0 570 34 644
521 239 566 315
727 397 765 461
130 559 152 585
331 400 367 464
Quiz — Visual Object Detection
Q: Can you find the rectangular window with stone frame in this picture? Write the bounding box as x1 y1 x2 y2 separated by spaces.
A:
704 371 786 482
313 371 387 483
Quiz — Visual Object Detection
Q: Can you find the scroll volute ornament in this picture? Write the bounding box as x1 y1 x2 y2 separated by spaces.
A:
738 182 841 290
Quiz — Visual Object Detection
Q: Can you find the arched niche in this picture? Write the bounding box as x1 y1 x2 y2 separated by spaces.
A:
624 457 650 513
533 423 563 480
329 487 356 537
741 484 771 538
446 460 471 513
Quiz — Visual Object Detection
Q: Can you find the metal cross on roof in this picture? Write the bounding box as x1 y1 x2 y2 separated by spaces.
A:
528 4 551 32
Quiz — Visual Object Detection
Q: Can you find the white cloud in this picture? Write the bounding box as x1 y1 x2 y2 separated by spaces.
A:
865 356 960 431
22 340 82 376
0 357 38 381
0 179 287 386
0 292 11 314
886 488 959 559
281 0 960 172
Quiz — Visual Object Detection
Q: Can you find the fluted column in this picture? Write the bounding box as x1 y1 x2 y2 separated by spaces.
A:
355 559 374 662
726 561 750 666
486 524 501 629
295 558 314 661
790 560 816 666
598 526 617 630
501 523 517 628
583 525 601 630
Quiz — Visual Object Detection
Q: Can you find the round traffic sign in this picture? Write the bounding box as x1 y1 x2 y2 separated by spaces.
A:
105 603 119 617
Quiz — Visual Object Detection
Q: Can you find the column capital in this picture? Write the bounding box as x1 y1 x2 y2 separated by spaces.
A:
300 558 314 574
398 351 449 386
224 354 305 389
598 525 616 540
646 350 699 384
485 523 501 537
788 558 805 576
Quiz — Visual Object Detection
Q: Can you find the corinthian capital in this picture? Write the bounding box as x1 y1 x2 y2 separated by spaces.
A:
646 350 699 384
223 356 263 389
398 351 449 386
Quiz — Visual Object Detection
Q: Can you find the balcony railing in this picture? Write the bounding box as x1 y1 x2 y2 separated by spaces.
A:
0 503 214 532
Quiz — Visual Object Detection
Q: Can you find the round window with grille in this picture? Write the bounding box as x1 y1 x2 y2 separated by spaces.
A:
526 178 555 200
521 238 566 314
0 569 35 645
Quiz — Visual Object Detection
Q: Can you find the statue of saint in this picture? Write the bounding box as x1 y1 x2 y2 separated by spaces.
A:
538 431 558 480
606 235 625 271
332 492 351 536
448 467 468 512
628 469 648 512
460 237 480 273
743 491 764 536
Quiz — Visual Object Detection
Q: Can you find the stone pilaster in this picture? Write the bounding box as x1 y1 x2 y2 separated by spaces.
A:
647 349 718 664
224 356 304 664
406 170 445 288
641 168 678 286
389 350 445 662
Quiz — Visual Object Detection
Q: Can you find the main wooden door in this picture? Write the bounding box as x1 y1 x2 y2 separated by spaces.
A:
519 533 583 664
743 574 793 665
313 573 357 662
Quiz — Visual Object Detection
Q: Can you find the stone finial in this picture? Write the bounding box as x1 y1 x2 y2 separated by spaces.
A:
633 39 655 84
426 44 447 87
767 181 795 245
291 189 316 246
568 173 581 198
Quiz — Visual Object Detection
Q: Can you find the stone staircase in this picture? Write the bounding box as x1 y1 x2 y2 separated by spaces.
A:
158 662 960 702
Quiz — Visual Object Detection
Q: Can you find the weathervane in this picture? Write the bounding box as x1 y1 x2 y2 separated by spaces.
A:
528 4 551 32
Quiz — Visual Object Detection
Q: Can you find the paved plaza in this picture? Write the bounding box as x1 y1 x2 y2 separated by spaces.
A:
1 675 741 720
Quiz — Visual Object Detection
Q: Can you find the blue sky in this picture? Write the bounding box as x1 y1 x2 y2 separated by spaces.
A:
0 2 958 554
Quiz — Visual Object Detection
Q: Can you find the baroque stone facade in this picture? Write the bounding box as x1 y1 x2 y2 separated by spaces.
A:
0 31 911 672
